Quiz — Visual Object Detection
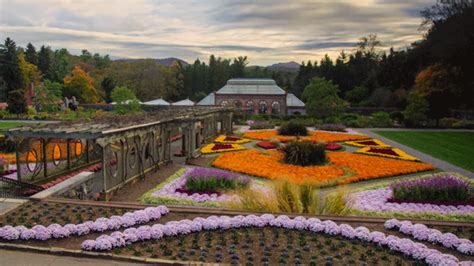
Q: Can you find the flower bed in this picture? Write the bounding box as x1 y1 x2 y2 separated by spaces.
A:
355 147 419 161
80 214 471 265
384 219 474 255
214 135 250 144
324 143 342 151
140 168 266 206
390 174 472 204
256 141 278 149
213 150 433 186
345 139 390 147
0 206 168 241
200 143 245 154
243 130 368 143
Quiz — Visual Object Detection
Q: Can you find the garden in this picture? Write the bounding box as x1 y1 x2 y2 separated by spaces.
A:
0 121 473 265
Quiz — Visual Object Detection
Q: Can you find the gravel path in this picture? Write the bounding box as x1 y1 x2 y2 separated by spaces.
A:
354 128 474 179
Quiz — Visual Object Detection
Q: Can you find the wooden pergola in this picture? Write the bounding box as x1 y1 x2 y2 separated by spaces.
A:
5 106 233 200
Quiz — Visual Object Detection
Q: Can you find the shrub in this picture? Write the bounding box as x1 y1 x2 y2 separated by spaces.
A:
185 168 249 193
249 120 274 130
370 112 392 127
390 174 472 203
389 111 404 124
314 123 346 132
453 120 474 129
278 121 308 136
281 141 326 166
439 117 459 128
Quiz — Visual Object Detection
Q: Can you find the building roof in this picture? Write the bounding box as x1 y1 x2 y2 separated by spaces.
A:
143 98 170 106
172 98 195 106
216 78 286 95
196 93 215 106
286 93 305 107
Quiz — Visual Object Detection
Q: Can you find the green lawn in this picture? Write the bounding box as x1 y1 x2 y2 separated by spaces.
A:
0 121 27 130
373 130 474 172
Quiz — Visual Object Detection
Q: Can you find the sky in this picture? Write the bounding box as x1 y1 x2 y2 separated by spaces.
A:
0 0 434 66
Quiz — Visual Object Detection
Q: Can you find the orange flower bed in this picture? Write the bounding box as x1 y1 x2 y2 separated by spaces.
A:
0 140 83 164
212 150 344 184
212 150 434 186
327 152 434 184
243 130 369 143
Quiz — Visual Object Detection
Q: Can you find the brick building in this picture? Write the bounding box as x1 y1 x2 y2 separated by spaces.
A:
197 78 305 115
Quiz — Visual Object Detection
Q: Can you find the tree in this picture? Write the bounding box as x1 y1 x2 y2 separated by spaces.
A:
38 45 52 79
111 86 141 114
301 77 348 117
63 66 100 103
0 37 26 114
18 52 42 87
25 43 38 65
345 85 369 105
34 80 63 111
403 90 429 127
230 56 248 78
100 76 115 103
50 48 72 83
357 33 382 59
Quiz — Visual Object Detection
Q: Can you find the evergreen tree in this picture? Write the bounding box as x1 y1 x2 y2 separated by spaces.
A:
38 45 52 79
25 42 38 65
0 38 26 114
101 76 115 103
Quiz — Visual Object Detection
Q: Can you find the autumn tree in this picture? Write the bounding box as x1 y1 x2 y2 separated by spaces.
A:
63 66 100 103
18 52 42 87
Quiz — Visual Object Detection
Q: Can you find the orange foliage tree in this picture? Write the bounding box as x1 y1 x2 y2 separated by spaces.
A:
63 66 100 103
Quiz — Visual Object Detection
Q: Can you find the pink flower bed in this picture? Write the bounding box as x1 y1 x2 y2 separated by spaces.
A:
384 219 474 255
0 206 168 241
350 188 474 215
81 214 471 265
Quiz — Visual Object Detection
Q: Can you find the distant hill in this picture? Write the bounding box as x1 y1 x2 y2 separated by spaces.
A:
267 61 300 72
115 57 189 67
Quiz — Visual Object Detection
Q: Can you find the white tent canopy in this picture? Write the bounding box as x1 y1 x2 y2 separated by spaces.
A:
172 98 195 106
143 98 170 106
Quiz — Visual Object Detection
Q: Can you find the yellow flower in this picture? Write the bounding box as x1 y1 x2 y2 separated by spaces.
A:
345 139 390 147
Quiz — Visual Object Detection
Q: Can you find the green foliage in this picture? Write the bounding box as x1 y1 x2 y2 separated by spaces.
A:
249 121 274 130
282 141 326 166
345 85 369 105
34 80 63 112
439 117 460 128
38 45 52 79
111 86 141 114
278 121 308 136
185 176 248 193
403 90 429 127
0 38 25 114
25 43 38 65
370 112 392 127
7 89 26 114
302 77 348 118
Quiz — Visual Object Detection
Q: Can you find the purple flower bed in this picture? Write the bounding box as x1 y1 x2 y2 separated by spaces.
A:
81 214 471 265
384 219 474 255
315 123 346 132
350 188 474 215
151 168 249 202
0 206 168 241
390 174 472 203
185 167 250 193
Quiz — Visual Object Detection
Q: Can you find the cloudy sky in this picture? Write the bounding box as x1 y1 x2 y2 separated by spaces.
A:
0 0 434 65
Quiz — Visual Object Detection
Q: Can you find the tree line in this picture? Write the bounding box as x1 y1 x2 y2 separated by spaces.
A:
0 0 472 124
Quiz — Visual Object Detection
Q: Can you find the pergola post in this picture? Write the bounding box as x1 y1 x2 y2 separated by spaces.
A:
66 139 71 170
15 143 21 182
42 138 48 178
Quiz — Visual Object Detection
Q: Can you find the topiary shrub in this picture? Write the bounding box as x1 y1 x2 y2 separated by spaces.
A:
278 121 308 136
281 141 326 166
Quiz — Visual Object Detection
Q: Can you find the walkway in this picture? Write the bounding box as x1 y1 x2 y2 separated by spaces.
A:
0 249 144 266
354 128 474 179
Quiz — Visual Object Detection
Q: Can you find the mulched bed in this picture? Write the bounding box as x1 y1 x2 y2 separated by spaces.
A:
0 200 473 262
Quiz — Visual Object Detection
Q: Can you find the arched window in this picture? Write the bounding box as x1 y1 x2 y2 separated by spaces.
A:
259 101 268 114
220 100 229 107
246 101 255 114
234 100 242 108
272 101 281 114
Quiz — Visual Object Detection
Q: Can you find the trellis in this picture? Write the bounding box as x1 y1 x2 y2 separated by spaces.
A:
5 107 233 199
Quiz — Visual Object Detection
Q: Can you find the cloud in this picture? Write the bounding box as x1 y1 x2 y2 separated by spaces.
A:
0 0 434 65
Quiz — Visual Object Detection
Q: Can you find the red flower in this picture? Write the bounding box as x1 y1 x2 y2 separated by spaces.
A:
325 143 342 151
211 144 234 150
256 141 277 149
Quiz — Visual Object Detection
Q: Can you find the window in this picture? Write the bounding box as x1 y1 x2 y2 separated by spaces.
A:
272 101 281 114
234 100 242 108
246 101 255 114
259 101 268 114
220 100 229 107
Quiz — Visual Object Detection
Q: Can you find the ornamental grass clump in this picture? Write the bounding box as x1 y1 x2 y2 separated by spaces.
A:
281 141 326 166
278 121 308 136
390 174 472 203
185 167 250 193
